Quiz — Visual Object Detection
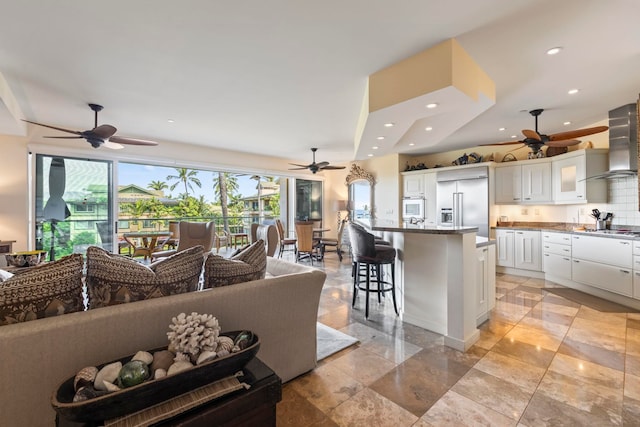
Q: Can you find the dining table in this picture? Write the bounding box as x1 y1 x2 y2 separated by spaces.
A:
123 231 172 261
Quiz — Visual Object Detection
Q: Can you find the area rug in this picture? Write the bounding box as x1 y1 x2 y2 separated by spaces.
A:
543 287 640 313
316 323 359 361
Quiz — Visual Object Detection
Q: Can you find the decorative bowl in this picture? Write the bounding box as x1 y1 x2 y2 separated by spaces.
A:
5 250 48 267
51 330 260 422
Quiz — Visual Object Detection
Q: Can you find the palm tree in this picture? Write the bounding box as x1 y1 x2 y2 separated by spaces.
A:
213 173 239 232
166 168 201 198
148 180 168 192
251 175 263 221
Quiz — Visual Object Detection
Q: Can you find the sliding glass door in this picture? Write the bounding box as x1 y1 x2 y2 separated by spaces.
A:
35 154 113 261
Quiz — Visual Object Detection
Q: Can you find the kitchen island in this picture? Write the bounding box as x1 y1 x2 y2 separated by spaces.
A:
371 221 483 351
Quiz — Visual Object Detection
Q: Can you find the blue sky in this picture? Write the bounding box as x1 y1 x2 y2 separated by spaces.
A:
118 162 260 202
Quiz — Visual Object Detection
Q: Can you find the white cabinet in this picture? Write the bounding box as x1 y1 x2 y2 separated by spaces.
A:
423 172 438 226
552 150 607 204
476 244 496 325
514 230 541 271
494 161 551 204
403 173 425 197
495 229 514 267
542 232 572 280
495 165 522 203
572 234 633 297
633 241 640 300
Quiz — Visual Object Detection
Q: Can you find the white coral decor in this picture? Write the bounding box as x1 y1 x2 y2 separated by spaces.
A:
167 312 220 363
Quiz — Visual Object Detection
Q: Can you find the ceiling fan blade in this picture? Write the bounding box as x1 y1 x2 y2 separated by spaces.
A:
22 120 82 136
103 141 125 150
315 161 329 168
522 129 542 141
90 124 118 139
548 126 608 141
109 135 159 146
44 136 84 139
318 165 346 170
479 141 525 146
545 139 581 147
288 163 312 168
288 167 309 170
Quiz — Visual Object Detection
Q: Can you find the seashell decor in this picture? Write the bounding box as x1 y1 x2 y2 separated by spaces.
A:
69 312 252 403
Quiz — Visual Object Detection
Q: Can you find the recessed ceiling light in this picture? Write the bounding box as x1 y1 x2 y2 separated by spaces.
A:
546 47 562 55
563 121 571 125
568 88 579 95
372 146 379 150
498 127 506 131
384 122 395 127
511 135 518 139
167 119 175 123
409 143 415 146
376 136 385 140
425 126 433 131
368 154 374 157
426 103 438 109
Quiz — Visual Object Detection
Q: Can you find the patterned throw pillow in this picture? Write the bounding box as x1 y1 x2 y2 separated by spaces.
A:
0 269 13 283
0 254 84 325
203 239 267 288
85 245 205 309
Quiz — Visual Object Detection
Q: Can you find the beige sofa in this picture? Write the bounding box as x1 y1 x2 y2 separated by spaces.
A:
0 257 325 426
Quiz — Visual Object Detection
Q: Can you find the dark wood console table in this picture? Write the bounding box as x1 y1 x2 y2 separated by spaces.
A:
57 357 282 427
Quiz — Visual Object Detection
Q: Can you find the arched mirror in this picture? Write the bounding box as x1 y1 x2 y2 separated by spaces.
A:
345 164 375 226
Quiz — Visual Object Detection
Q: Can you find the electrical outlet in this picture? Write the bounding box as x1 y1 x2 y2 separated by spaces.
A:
521 208 528 215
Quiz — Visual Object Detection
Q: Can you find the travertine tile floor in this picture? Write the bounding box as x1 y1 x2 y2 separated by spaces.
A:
275 253 640 426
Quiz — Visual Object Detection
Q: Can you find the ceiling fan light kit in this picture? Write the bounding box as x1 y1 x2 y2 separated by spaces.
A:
22 103 160 149
288 148 346 174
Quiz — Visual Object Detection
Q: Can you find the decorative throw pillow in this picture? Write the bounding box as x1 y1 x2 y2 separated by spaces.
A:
85 245 205 309
203 239 267 288
0 254 84 325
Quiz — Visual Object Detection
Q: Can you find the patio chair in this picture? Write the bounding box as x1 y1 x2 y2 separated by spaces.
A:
151 221 215 261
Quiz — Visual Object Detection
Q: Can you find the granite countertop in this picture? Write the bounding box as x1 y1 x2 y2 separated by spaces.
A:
493 222 640 240
372 220 478 235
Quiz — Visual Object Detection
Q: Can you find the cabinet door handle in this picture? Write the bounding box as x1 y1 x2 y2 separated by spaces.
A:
544 254 549 257
573 260 580 263
563 258 570 261
621 242 630 245
524 197 531 200
563 237 570 241
573 236 580 240
636 272 640 276
513 198 521 201
563 249 570 252
621 270 630 274
544 245 549 248
577 195 583 198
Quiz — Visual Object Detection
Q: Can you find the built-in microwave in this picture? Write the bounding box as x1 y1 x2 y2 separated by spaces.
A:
402 197 425 221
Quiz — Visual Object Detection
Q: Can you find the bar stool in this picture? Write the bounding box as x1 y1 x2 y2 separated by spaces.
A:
348 224 398 319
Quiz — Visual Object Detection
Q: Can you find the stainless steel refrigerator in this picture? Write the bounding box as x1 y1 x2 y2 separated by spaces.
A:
436 166 489 237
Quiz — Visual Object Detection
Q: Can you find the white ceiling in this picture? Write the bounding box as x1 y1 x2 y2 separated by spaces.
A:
0 0 638 165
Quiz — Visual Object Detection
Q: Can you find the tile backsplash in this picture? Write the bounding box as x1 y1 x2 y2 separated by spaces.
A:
495 175 640 227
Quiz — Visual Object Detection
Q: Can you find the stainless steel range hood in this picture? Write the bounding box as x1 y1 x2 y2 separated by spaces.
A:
588 103 638 179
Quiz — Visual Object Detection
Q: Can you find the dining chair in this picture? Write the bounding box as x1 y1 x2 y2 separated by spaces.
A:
294 221 319 264
319 218 346 261
151 221 216 261
275 219 297 258
214 230 230 253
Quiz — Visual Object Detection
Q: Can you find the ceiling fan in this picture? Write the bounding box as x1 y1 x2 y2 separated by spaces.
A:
288 148 346 174
22 103 159 149
481 108 608 157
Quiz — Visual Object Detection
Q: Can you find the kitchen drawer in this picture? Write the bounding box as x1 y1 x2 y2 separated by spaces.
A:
634 241 640 254
543 252 572 279
571 235 632 268
635 255 640 271
635 271 640 300
572 258 633 297
542 232 572 245
543 242 572 256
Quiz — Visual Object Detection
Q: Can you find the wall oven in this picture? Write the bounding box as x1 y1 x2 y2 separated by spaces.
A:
402 197 425 221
